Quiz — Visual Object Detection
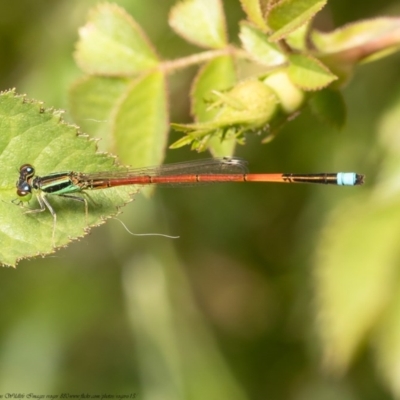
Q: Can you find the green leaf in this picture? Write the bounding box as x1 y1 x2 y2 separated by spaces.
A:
191 56 236 121
374 288 400 398
239 22 287 67
169 134 194 149
268 0 327 42
367 91 400 398
69 76 130 152
113 71 169 167
74 3 159 76
287 54 337 90
314 197 400 373
239 0 270 31
169 0 228 49
191 55 237 156
69 72 169 168
285 22 311 51
0 90 134 267
309 88 346 128
376 87 400 192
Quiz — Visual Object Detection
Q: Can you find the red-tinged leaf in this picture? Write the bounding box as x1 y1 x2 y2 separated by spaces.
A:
312 17 400 65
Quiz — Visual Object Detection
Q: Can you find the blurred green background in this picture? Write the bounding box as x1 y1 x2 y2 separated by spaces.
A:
1 1 400 399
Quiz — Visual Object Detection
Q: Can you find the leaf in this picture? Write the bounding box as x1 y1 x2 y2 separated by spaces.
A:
191 56 236 121
75 3 159 76
239 22 287 67
285 22 311 51
314 197 400 373
267 0 327 42
239 0 270 31
366 90 400 398
0 90 135 267
309 88 346 128
191 55 237 156
374 288 400 398
113 71 169 168
312 17 400 64
70 72 168 169
376 87 400 193
169 0 228 49
287 54 337 90
69 76 130 152
169 134 194 149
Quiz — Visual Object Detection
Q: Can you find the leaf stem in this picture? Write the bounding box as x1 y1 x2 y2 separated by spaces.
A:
160 46 248 73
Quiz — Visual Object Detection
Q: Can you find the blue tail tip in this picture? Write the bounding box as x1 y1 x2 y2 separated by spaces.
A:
337 173 365 186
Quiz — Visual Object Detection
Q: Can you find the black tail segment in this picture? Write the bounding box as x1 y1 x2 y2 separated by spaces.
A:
282 173 339 185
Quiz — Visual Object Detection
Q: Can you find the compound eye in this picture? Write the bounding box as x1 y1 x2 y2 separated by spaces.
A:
19 164 35 178
16 183 32 200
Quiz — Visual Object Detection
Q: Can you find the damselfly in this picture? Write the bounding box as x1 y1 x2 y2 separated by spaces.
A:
15 157 364 245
